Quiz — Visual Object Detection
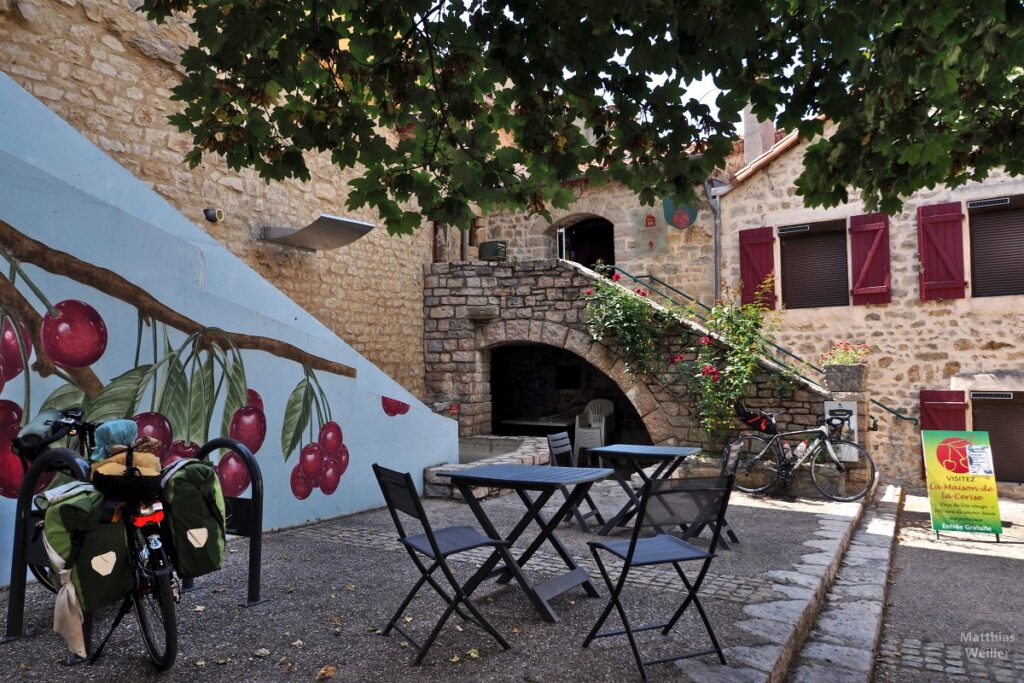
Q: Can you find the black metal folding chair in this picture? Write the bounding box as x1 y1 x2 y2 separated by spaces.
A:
372 464 513 664
547 431 606 531
582 474 735 680
679 441 742 549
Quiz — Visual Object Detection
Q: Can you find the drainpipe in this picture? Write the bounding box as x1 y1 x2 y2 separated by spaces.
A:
460 224 469 261
703 179 722 301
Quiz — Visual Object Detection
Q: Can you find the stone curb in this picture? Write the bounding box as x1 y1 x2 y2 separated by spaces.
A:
422 436 550 500
788 481 903 682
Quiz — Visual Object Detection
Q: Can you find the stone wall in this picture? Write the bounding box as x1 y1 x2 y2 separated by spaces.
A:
719 135 1024 494
0 0 433 396
478 181 718 305
423 259 829 451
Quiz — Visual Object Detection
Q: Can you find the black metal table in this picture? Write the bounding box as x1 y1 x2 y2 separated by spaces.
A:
437 463 612 622
585 444 701 536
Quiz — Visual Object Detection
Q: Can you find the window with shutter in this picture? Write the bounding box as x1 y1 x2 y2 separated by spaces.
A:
968 197 1024 297
779 220 848 309
738 226 776 308
917 202 966 301
920 389 967 477
849 213 892 305
971 393 1024 483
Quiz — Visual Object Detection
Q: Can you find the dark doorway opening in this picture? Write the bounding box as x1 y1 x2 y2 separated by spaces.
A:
561 217 615 269
490 343 650 444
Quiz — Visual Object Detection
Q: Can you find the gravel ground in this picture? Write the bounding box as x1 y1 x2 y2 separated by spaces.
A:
1 489 841 681
875 494 1024 683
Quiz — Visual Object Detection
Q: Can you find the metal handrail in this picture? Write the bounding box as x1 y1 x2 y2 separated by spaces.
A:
606 266 919 426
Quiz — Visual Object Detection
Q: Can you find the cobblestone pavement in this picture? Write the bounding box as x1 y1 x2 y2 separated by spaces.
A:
874 493 1024 683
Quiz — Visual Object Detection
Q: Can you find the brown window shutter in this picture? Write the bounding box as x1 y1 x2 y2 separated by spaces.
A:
739 226 776 308
849 213 892 305
920 389 967 477
917 202 966 301
969 207 1024 297
971 394 1024 483
779 221 849 309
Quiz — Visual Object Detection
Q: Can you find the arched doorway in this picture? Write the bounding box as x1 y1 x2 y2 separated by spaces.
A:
558 216 615 269
490 343 651 444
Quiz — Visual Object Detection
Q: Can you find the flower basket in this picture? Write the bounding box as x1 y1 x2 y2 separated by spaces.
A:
824 364 868 392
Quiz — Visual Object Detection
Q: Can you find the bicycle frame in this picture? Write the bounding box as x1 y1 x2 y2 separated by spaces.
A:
755 424 845 472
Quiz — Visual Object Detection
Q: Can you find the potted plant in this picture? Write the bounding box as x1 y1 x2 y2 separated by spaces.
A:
819 341 870 392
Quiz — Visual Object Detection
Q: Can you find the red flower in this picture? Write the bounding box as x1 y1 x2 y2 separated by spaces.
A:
611 272 621 282
669 353 685 365
701 364 716 376
634 288 648 297
584 288 593 296
700 335 712 346
712 374 720 383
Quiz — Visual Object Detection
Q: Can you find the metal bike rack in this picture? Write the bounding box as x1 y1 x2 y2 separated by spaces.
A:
2 448 92 647
194 437 266 607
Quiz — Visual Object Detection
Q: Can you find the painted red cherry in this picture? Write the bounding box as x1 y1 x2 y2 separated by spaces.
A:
246 388 264 412
0 319 31 381
290 463 313 500
337 444 349 476
133 412 172 460
217 451 251 497
299 443 324 482
381 396 410 417
229 405 266 454
0 427 51 498
319 456 342 495
41 300 108 369
0 400 23 431
165 440 199 467
318 421 343 455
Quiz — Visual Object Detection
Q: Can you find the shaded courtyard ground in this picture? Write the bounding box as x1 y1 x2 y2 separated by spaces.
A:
875 494 1024 682
1 482 857 682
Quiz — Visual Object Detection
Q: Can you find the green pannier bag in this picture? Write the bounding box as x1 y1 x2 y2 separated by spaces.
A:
160 459 226 579
42 482 133 613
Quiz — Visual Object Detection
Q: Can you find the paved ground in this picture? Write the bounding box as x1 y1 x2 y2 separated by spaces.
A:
875 493 1024 682
0 484 857 682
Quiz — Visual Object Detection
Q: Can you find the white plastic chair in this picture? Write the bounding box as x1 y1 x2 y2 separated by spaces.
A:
574 399 615 459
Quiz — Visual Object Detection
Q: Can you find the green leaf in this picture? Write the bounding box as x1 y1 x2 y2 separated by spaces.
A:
85 365 154 424
158 352 189 442
219 352 248 438
188 354 216 445
39 383 86 413
280 377 311 461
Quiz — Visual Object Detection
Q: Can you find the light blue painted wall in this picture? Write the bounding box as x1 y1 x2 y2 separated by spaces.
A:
0 74 457 587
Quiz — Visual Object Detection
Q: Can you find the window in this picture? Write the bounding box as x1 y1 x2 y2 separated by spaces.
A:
779 220 849 309
971 392 1024 483
968 196 1024 297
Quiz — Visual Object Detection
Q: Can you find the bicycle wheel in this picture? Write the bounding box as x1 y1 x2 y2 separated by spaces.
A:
730 435 782 493
28 562 60 594
810 439 876 502
134 569 178 670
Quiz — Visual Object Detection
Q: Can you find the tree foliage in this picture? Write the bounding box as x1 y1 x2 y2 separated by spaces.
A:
141 0 1024 234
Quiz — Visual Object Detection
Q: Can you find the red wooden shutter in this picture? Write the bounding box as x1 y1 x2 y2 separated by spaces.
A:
849 213 892 305
919 389 967 476
917 202 966 301
739 226 776 308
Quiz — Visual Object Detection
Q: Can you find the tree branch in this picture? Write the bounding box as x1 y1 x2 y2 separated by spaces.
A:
0 220 356 380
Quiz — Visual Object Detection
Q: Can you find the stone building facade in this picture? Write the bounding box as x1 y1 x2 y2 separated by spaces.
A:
423 259 828 451
0 0 434 395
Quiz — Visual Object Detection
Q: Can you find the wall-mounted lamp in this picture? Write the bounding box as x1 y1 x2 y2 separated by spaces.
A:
260 214 375 252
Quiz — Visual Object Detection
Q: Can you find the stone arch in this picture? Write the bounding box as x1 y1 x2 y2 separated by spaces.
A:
549 196 632 265
475 319 677 444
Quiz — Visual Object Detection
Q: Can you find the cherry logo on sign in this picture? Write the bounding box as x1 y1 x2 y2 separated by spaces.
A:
936 436 971 474
381 396 410 416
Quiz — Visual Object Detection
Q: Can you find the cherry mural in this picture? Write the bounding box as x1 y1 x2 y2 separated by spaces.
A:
41 299 108 369
381 396 410 416
229 405 267 454
133 411 173 461
0 318 30 381
217 451 251 497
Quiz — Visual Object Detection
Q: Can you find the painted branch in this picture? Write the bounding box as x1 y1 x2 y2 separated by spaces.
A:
0 275 104 396
0 220 356 379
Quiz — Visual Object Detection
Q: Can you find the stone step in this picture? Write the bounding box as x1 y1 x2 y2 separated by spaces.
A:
672 474 881 683
788 484 903 682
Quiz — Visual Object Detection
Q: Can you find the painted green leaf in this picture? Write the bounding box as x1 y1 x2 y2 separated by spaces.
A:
219 352 248 438
39 382 86 413
158 352 189 442
188 354 216 445
129 363 160 417
280 377 311 461
84 365 154 424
